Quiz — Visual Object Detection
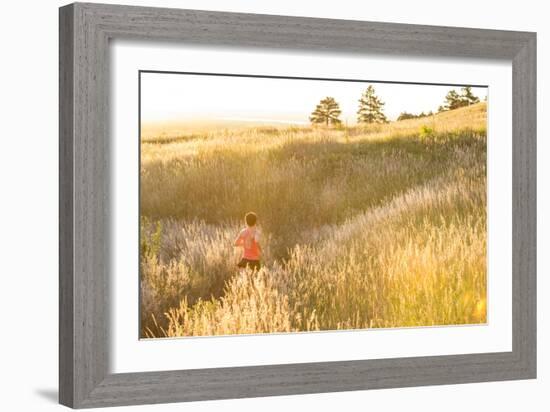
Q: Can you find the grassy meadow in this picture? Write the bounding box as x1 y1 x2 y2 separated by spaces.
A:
140 102 487 338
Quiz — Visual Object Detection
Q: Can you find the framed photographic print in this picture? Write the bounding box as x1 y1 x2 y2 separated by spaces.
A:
59 2 536 408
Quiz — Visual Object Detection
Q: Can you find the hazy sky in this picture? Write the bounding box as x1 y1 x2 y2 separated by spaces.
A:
141 72 487 125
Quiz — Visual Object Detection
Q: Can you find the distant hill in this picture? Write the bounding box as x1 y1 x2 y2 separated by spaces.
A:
141 102 487 142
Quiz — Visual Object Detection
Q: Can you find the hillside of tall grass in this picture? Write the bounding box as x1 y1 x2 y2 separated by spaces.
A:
140 103 487 338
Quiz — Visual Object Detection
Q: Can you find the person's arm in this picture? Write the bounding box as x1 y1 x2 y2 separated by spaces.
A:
234 230 244 247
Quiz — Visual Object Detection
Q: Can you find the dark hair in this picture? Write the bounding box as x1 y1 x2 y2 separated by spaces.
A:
245 212 257 227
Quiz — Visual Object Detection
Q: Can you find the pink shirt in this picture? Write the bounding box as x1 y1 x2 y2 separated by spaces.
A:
237 228 261 260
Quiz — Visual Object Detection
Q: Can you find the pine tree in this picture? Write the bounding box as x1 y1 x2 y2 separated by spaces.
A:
443 89 463 111
460 86 480 106
309 97 342 126
357 85 388 124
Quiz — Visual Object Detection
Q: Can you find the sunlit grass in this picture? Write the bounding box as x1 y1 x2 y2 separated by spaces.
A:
140 103 487 338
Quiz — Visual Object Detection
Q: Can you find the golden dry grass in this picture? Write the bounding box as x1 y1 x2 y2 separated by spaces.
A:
140 102 487 338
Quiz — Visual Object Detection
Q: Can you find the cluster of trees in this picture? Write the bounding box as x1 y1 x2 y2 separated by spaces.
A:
310 85 387 127
438 86 480 112
395 87 481 122
396 111 434 121
310 85 481 126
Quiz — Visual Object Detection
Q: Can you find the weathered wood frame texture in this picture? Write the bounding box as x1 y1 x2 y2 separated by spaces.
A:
59 2 536 408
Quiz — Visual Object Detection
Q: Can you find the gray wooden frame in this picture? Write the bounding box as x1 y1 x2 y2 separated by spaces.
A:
59 2 536 408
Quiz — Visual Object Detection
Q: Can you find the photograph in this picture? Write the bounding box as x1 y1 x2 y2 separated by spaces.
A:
139 71 488 339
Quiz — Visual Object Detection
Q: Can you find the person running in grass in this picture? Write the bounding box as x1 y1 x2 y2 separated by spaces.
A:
234 212 261 271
